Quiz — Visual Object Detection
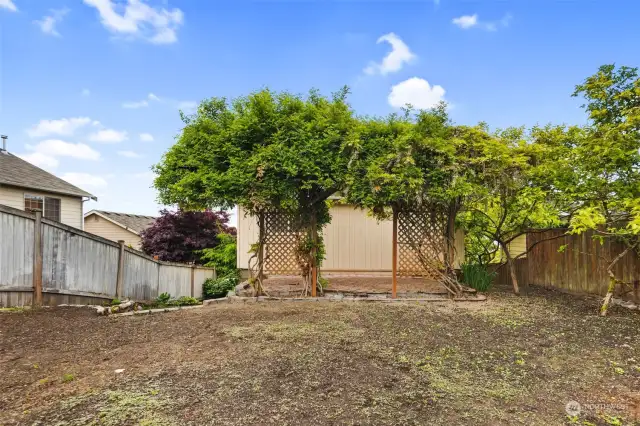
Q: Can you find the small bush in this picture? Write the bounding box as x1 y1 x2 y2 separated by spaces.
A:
151 293 201 308
203 275 238 299
156 292 171 305
167 296 200 306
461 263 495 292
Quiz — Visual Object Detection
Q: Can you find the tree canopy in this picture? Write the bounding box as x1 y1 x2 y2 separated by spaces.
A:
152 63 640 305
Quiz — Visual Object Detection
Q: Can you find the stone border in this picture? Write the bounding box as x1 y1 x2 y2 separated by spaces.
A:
102 293 487 317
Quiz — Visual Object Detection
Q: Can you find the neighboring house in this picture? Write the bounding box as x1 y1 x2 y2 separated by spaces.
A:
0 144 95 229
236 204 466 272
84 210 155 249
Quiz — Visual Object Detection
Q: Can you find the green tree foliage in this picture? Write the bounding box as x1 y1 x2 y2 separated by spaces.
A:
199 233 238 278
566 64 640 314
154 88 357 294
459 127 565 294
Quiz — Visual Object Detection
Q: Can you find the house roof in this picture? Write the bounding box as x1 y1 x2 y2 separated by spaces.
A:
0 151 96 199
85 210 156 235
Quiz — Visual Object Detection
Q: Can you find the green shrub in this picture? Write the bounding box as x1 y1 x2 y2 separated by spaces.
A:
170 296 200 306
153 293 201 307
156 292 171 305
461 263 496 292
199 233 238 278
203 275 239 299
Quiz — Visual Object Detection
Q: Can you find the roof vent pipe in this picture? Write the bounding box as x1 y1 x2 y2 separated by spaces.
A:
1 135 7 152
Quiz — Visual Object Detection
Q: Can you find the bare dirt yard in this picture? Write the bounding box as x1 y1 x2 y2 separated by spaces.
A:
1 285 639 426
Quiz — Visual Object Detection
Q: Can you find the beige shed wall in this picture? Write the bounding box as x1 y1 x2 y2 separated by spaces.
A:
236 205 465 271
0 185 83 229
84 214 142 249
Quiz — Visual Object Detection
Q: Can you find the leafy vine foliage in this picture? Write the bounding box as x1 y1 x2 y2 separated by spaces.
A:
153 88 357 295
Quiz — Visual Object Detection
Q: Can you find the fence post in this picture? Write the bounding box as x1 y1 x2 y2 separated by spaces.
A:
33 210 43 307
190 264 195 297
116 240 125 298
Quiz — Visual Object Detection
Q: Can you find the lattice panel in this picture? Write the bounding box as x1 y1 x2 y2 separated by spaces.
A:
263 213 302 275
397 209 446 279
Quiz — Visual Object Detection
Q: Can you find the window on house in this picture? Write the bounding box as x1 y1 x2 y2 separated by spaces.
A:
44 197 61 222
24 195 61 222
24 195 43 212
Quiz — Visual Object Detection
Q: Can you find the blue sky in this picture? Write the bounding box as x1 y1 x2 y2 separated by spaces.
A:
1 0 638 224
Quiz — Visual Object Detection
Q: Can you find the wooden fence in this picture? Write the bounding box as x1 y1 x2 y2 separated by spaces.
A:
0 205 216 307
494 229 640 302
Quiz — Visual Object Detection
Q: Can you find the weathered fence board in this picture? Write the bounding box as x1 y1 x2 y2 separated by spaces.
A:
42 222 120 295
0 211 34 287
0 205 216 307
158 264 191 298
490 229 639 302
528 229 640 300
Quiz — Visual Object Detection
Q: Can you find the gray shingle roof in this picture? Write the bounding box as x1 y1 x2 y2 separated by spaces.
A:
88 210 156 234
0 151 95 199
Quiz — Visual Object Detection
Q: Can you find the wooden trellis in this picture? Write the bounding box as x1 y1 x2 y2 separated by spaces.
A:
397 209 446 279
392 207 456 298
263 212 302 275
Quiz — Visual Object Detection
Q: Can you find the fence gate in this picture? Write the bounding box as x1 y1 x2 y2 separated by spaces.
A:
263 212 302 275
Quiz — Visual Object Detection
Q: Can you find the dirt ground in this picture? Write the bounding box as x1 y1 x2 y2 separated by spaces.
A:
1 285 639 426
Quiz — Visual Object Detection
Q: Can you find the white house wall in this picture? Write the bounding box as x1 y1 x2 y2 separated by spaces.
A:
0 185 83 229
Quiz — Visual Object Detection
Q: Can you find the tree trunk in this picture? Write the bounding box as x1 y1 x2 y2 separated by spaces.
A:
600 243 636 316
256 213 266 296
445 204 456 274
500 240 520 295
310 214 318 297
600 275 616 316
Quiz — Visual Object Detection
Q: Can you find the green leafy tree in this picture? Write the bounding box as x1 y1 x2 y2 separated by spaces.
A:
199 233 238 278
457 127 565 294
566 64 640 314
154 88 357 295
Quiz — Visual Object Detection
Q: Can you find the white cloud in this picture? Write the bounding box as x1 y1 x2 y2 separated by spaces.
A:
452 13 512 31
82 88 91 96
83 0 184 44
88 129 128 143
122 100 149 109
27 139 101 160
34 8 69 37
122 92 161 109
117 150 141 158
0 0 17 12
452 14 478 29
364 33 416 76
27 117 92 138
60 172 108 188
18 153 59 170
177 100 197 111
388 77 446 110
139 133 154 142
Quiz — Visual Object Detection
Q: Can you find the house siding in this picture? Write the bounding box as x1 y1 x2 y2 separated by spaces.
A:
0 185 83 229
84 214 142 249
237 205 465 271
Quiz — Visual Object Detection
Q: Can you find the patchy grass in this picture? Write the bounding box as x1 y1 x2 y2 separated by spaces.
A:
0 285 638 425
